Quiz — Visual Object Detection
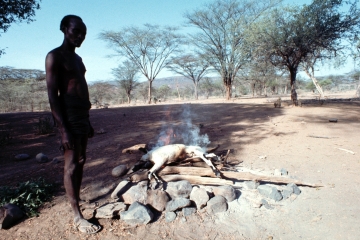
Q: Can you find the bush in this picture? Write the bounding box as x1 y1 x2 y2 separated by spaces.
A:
0 178 54 217
34 116 53 135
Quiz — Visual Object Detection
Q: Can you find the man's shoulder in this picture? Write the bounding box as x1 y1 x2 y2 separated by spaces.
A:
46 47 63 60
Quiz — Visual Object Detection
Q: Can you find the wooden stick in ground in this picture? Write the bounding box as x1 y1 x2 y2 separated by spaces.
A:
223 149 231 164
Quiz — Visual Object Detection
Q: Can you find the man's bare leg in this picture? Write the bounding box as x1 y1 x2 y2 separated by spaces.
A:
63 135 100 234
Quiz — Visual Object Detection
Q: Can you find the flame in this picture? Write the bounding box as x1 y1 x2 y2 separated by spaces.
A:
158 127 174 146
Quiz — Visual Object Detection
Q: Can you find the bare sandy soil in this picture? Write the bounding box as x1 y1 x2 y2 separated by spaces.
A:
1 92 360 240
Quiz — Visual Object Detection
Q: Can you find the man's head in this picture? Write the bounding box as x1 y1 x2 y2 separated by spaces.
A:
60 15 87 48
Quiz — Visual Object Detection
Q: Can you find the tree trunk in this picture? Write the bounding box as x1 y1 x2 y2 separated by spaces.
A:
303 68 324 98
176 82 181 100
289 68 298 105
194 82 198 100
263 84 267 96
223 76 232 100
147 80 153 104
356 75 360 98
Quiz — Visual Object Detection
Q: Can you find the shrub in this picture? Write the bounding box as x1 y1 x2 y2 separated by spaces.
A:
0 178 54 217
34 116 53 135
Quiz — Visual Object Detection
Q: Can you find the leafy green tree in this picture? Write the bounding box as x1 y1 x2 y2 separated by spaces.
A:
99 24 183 104
319 79 333 91
0 0 41 56
184 0 279 100
251 0 360 104
155 85 172 101
112 60 140 104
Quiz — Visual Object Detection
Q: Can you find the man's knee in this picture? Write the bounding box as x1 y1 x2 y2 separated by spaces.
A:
64 161 78 176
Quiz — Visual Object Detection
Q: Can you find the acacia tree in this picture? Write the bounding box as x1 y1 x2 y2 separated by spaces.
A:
251 0 360 104
0 0 41 56
184 0 279 100
167 53 209 100
100 24 183 104
112 61 140 104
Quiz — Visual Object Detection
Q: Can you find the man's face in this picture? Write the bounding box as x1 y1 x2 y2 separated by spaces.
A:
64 18 87 48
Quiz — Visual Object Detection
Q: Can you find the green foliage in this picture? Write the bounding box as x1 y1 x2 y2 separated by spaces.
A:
0 178 54 217
0 0 41 55
156 85 172 100
33 116 53 135
319 79 333 90
305 81 316 91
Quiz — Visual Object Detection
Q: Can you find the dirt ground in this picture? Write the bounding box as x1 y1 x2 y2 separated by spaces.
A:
1 92 360 240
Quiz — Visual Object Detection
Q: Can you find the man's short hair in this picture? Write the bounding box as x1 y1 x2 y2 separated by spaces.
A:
60 15 83 32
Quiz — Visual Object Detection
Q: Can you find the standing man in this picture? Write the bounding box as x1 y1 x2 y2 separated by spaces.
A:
45 15 100 234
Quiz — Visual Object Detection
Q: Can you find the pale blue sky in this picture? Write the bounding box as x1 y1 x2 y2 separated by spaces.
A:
0 0 353 83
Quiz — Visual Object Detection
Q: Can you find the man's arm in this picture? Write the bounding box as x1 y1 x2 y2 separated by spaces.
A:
45 51 73 149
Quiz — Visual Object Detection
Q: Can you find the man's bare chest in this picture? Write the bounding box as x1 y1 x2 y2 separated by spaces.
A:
60 53 86 77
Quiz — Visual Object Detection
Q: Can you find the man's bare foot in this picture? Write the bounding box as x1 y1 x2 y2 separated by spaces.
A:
73 217 101 234
79 200 98 209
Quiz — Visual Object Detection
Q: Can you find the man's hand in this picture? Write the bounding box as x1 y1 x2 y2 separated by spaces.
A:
61 130 74 150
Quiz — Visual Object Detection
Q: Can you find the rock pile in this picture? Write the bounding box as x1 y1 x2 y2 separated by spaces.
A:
94 164 304 225
95 179 238 225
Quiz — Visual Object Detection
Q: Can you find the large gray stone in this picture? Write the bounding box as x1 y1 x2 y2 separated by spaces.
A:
206 195 228 214
120 202 153 225
166 180 193 199
111 165 128 178
146 189 170 212
281 186 293 199
182 207 197 217
244 181 260 189
111 180 130 199
287 183 301 195
14 154 30 161
213 185 236 202
36 153 49 163
166 198 191 212
190 187 209 209
257 185 283 201
95 202 126 218
165 212 177 222
0 204 24 229
122 182 148 204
